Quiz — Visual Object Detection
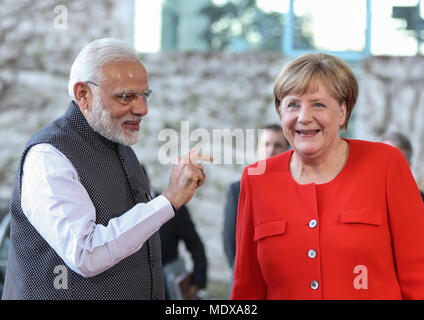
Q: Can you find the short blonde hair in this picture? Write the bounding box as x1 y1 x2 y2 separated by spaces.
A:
273 53 358 130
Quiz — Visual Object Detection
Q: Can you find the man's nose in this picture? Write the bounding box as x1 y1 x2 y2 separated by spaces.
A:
131 96 148 116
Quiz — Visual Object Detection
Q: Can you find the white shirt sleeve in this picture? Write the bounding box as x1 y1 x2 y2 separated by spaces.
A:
21 143 175 278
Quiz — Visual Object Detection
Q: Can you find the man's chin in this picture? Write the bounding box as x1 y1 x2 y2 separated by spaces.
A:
119 131 140 146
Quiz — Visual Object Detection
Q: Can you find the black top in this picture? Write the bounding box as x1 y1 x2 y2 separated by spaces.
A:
222 180 241 269
159 203 207 289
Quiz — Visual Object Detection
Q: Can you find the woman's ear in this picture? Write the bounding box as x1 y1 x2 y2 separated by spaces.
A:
339 101 347 127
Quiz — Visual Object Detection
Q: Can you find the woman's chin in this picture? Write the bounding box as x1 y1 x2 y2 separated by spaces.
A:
293 143 323 159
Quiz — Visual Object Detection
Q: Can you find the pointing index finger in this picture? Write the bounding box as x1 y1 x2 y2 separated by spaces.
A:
180 150 213 164
189 150 214 163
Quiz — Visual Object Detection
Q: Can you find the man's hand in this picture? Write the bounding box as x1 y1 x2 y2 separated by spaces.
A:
162 150 212 210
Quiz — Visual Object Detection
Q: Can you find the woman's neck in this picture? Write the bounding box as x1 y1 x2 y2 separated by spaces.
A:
290 139 349 185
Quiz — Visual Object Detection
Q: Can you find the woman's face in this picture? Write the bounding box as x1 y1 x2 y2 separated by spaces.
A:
279 82 346 162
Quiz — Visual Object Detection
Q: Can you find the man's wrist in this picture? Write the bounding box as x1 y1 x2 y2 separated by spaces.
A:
161 192 181 211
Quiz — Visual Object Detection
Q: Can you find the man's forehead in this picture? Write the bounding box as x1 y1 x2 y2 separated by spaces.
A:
101 60 147 82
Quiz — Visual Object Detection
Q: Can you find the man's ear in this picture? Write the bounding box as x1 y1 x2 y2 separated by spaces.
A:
73 82 90 114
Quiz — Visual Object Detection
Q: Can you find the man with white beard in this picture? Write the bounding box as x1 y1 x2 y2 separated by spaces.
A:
2 38 208 300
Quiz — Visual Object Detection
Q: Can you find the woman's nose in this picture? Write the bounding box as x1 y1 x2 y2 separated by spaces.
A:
297 105 312 124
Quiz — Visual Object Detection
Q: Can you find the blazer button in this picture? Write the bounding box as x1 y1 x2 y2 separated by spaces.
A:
309 219 317 228
308 249 317 259
310 280 319 290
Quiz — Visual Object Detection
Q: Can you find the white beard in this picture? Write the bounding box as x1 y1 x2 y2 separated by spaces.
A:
85 94 140 146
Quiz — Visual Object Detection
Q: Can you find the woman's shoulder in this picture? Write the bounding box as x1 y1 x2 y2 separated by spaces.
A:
347 138 399 156
266 149 292 168
243 149 292 175
346 138 406 167
246 149 293 170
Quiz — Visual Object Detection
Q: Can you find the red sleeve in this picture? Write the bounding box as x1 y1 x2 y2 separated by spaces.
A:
386 148 424 299
231 167 266 299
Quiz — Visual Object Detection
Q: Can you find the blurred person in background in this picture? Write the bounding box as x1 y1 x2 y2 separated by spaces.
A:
231 53 424 299
159 200 208 300
382 131 424 201
222 124 289 295
2 38 208 300
141 165 207 300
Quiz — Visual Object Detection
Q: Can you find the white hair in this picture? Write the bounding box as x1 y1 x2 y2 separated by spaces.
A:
68 38 143 98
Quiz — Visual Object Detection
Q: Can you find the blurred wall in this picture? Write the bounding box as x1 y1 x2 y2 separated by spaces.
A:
357 56 424 188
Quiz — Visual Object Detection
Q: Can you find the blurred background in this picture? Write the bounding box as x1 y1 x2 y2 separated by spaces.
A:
0 0 423 299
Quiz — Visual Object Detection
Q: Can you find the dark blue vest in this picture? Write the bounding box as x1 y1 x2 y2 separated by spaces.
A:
2 102 164 300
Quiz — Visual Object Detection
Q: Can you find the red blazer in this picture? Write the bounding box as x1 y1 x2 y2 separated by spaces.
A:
231 139 424 299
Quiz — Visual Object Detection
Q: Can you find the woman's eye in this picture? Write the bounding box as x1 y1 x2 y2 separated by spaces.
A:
314 102 325 107
287 102 298 109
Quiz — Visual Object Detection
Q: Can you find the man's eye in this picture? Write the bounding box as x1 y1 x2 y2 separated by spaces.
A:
119 93 137 103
